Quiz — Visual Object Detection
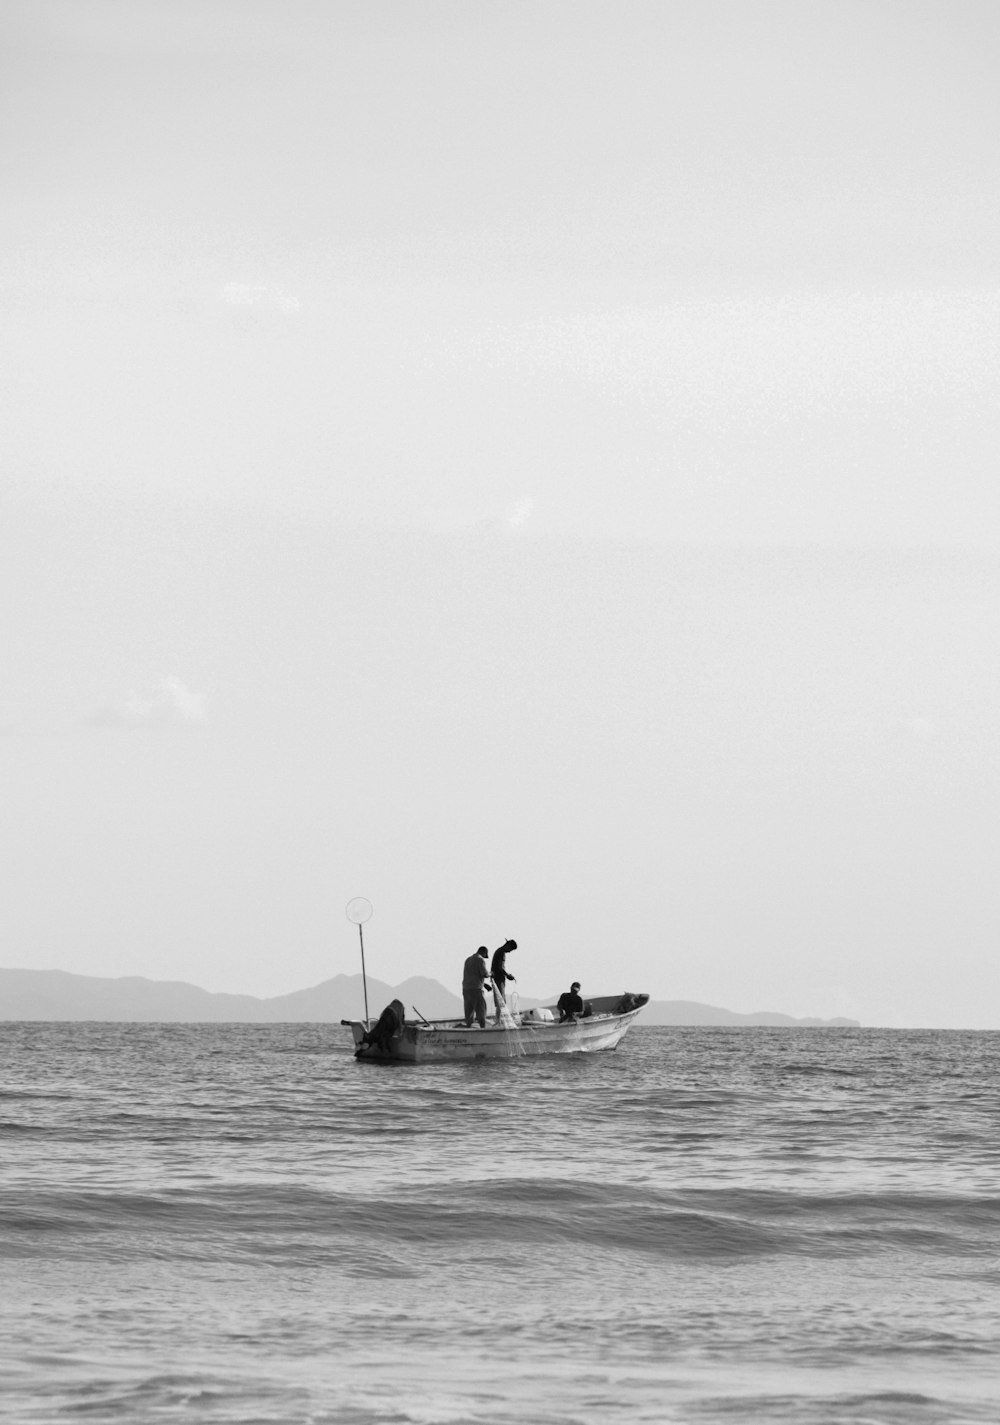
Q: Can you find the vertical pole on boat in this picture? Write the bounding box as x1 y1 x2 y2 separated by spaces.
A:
345 898 374 1026
357 921 369 1025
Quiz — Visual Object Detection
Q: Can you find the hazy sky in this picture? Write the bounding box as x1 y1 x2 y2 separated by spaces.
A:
3 1 999 1026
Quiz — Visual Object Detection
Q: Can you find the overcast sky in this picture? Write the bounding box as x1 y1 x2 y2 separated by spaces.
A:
3 1 999 1027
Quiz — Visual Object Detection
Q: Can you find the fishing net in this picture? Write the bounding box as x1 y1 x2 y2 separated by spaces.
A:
498 989 525 1057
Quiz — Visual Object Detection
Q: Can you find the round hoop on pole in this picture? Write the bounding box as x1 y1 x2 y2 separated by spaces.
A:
345 898 373 925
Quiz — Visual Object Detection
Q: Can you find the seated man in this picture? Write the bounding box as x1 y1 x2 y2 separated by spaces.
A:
557 982 584 1022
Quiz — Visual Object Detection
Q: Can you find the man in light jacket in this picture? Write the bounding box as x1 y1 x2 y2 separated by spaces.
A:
462 946 492 1028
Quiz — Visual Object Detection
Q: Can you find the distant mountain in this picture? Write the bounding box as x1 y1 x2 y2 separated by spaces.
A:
640 999 859 1027
0 969 445 1023
0 968 859 1026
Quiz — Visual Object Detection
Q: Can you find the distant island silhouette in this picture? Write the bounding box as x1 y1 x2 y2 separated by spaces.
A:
0 969 859 1026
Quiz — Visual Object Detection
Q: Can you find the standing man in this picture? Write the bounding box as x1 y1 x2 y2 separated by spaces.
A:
462 946 492 1028
490 939 517 1022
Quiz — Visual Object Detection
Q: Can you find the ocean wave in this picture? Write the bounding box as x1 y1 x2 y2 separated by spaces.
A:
4 1181 998 1267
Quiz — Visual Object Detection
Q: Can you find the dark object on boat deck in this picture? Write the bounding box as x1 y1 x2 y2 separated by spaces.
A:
357 999 406 1056
614 992 642 1014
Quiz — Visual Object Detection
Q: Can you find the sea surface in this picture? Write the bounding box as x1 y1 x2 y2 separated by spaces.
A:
1 1023 998 1424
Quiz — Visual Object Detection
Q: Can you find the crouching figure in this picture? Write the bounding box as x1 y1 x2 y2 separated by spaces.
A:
357 998 405 1057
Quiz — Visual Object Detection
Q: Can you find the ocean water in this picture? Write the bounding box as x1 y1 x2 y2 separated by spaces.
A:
1 1024 998 1424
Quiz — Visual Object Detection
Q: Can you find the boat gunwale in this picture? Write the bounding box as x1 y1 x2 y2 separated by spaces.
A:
407 1010 631 1033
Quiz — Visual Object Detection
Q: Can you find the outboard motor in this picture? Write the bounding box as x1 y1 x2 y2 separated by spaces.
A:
358 999 405 1056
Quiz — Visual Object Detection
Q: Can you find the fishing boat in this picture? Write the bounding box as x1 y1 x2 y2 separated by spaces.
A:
344 993 649 1063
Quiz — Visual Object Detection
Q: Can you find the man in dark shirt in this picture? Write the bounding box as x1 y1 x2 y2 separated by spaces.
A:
490 939 517 1021
462 946 492 1028
557 982 584 1022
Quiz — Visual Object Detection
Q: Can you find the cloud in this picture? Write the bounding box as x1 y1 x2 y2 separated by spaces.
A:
413 496 537 537
221 282 300 314
506 496 535 530
88 677 207 730
846 713 940 743
482 287 1000 414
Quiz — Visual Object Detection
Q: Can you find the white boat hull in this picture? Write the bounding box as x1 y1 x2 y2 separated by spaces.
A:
347 994 648 1063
